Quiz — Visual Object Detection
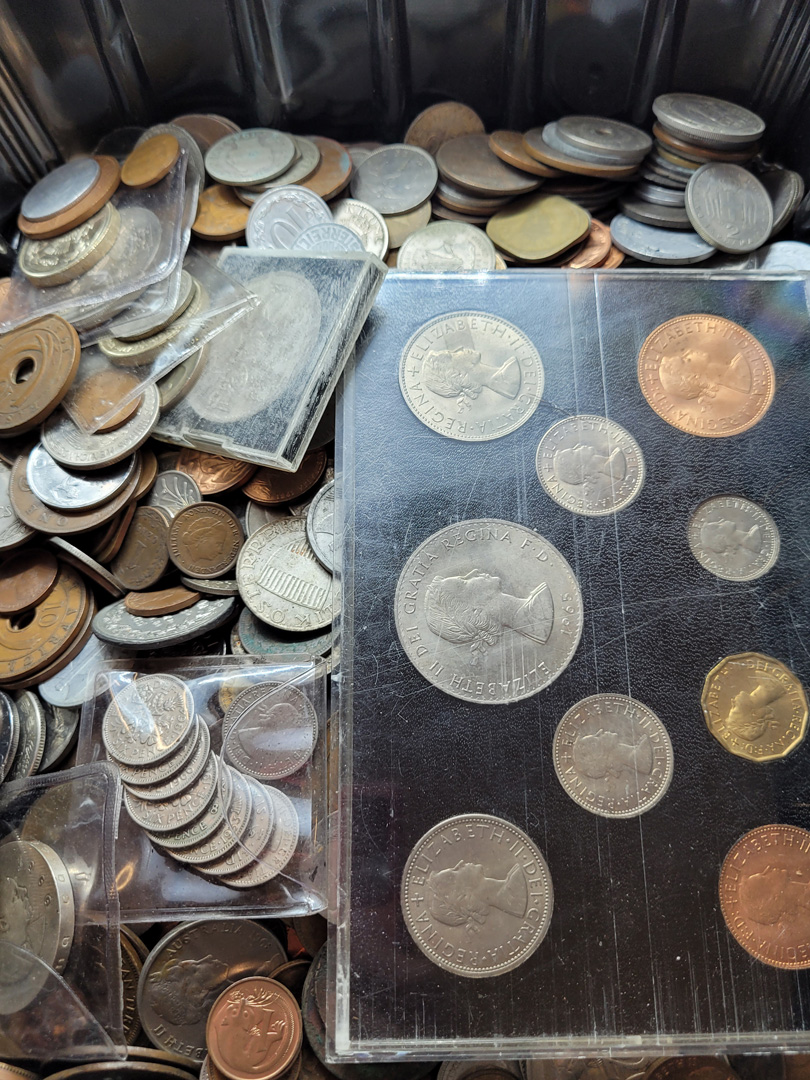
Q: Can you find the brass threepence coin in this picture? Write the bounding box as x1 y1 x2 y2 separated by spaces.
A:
124 586 200 617
637 314 775 436
110 506 171 590
720 824 810 969
208 977 303 1080
688 495 780 581
18 155 120 239
18 202 120 286
404 101 485 156
0 314 80 435
242 450 327 505
192 184 250 241
0 547 58 615
487 192 591 262
0 564 87 682
121 133 180 188
437 133 541 198
168 501 244 578
67 368 143 433
701 651 808 762
177 449 257 494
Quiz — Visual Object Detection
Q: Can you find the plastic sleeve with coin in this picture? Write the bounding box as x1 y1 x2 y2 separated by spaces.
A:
0 762 125 1061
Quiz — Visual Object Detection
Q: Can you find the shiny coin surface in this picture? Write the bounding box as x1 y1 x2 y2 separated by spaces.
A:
330 198 389 258
395 518 582 704
5 690 45 779
38 700 80 771
197 778 274 876
177 449 256 494
720 824 810 968
305 479 334 572
18 154 120 240
246 186 331 249
351 144 438 215
125 586 201 618
0 547 58 615
223 681 318 779
610 214 715 264
102 672 194 766
147 767 232 852
26 443 135 511
191 184 249 241
653 93 765 145
221 785 299 887
638 314 775 437
124 752 218 832
243 452 327 507
0 691 19 779
405 102 485 156
38 633 123 707
560 219 612 267
401 813 553 977
398 221 497 271
0 463 34 551
487 194 590 262
146 469 202 519
168 502 244 578
685 163 772 252
688 495 780 581
93 595 236 647
535 414 645 516
132 719 211 801
0 314 80 436
21 158 101 221
437 133 540 198
294 222 365 253
701 651 808 762
111 506 171 591
399 310 543 441
121 133 180 188
207 977 302 1080
205 128 296 185
553 694 674 818
42 386 159 469
19 202 120 286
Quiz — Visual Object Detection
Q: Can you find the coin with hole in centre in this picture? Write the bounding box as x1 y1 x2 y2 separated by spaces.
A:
0 315 80 436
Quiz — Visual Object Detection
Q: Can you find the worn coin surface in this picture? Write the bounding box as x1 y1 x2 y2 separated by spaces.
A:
243 452 326 505
653 93 765 145
298 135 352 200
207 977 302 1080
177 450 256 495
0 691 19 779
638 314 775 437
21 158 101 221
198 779 275 877
405 102 485 156
120 930 143 1044
115 715 201 788
180 576 239 597
610 215 715 264
103 672 194 766
237 608 332 658
42 386 160 469
305 480 334 572
701 652 808 762
351 144 438 215
146 470 202 519
98 278 206 366
685 164 772 253
223 681 318 779
122 132 180 188
0 547 58 615
719 824 810 969
67 369 143 433
487 194 590 262
191 184 249 241
134 720 211 801
384 200 432 249
535 415 645 516
246 186 332 250
437 134 541 198
0 463 35 551
401 813 553 978
5 690 45 780
294 222 365 253
206 129 296 186
93 595 236 647
37 701 80 771
125 586 201 618
157 345 208 410
644 1061 737 1080
556 115 652 164
239 136 321 199
395 519 582 704
124 752 218 832
19 202 121 286
688 495 779 581
398 221 496 271
38 632 123 707
27 443 135 511
111 506 171 591
160 767 252 864
0 315 80 436
47 536 125 597
399 311 544 441
168 502 244 578
0 565 87 682
488 130 559 177
330 199 389 259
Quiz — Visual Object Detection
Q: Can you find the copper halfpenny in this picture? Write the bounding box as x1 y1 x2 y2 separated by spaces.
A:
0 548 59 616
168 502 244 578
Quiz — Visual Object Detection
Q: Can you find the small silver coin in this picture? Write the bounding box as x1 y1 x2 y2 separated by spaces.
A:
555 115 651 164
147 765 233 851
146 470 202 519
246 186 332 249
237 607 332 658
41 386 160 470
653 93 765 146
205 128 297 186
128 718 211 801
0 690 19 780
116 715 202 788
159 769 253 865
331 198 389 259
619 195 692 229
553 694 674 818
47 537 126 597
350 144 439 215
294 222 366 253
688 495 780 581
26 444 136 511
305 479 335 572
180 576 239 596
93 596 237 648
21 158 101 221
38 634 125 708
102 673 195 767
0 463 35 551
123 753 218 833
685 163 772 253
37 700 80 772
222 681 318 779
398 221 497 271
197 778 275 877
610 214 716 264
401 813 553 977
5 691 46 780
219 785 299 887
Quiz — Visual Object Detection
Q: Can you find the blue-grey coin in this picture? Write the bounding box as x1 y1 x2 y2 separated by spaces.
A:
555 115 651 164
294 223 366 253
21 158 101 221
685 163 772 253
237 607 332 658
93 596 237 648
0 690 19 780
619 195 691 229
543 120 639 167
610 214 716 264
759 169 806 236
755 240 810 271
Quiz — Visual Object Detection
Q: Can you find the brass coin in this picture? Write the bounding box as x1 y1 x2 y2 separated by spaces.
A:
124 585 200 617
110 505 171 590
637 314 775 437
18 155 120 239
68 369 143 433
0 314 80 435
0 547 58 615
168 501 244 578
120 930 144 1044
191 184 249 241
0 592 94 691
0 564 87 682
243 450 327 505
488 130 561 177
18 202 121 286
437 133 541 197
487 193 591 262
701 651 808 762
384 200 432 248
560 218 612 268
299 136 352 201
404 101 485 156
121 133 181 188
177 449 257 494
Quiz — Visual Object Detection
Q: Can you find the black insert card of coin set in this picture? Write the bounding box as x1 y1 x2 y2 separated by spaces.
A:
332 270 810 1058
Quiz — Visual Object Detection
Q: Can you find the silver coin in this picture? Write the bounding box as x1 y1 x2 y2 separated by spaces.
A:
26 444 136 511
685 163 772 253
0 463 35 551
38 634 124 708
759 169 805 236
179 577 239 597
245 499 288 535
124 752 218 833
157 345 208 410
555 115 651 163
37 701 80 772
634 181 686 207
0 690 19 780
114 268 196 343
93 596 236 648
395 519 583 705
294 222 366 254
610 214 716 264
401 813 553 978
653 93 765 146
237 518 333 632
117 715 202 788
46 537 126 596
330 198 389 259
535 415 645 517
305 479 335 572
160 769 253 865
97 276 207 364
147 765 234 851
205 128 296 186
129 719 211 801
238 136 322 197
399 311 544 442
688 495 780 581
21 158 101 221
755 240 810 271
649 150 696 180
103 673 195 767
41 386 160 470
246 186 332 249
398 221 497 271
219 785 299 887
619 195 692 229
198 779 275 876
237 607 332 658
542 121 636 167
146 470 201 519
639 164 687 189
553 694 674 819
351 144 438 215
5 691 45 780
222 681 317 779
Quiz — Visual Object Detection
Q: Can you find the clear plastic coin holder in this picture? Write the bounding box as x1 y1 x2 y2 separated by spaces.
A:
61 251 257 433
330 269 810 1059
76 654 327 922
0 762 125 1063
154 248 386 472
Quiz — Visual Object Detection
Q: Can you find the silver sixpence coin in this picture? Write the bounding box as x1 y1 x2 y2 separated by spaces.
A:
102 673 194 767
5 691 45 780
147 765 234 851
205 128 296 186
41 386 160 470
0 463 35 551
116 716 203 790
350 144 439 215
222 681 318 779
553 694 674 819
130 719 211 801
395 519 583 704
246 186 332 249
219 785 299 887
330 198 389 258
401 813 553 978
159 769 252 865
123 753 218 833
0 690 19 780
197 779 275 877
555 115 651 164
38 634 124 708
294 222 366 253
610 214 715 264
93 596 236 647
653 93 765 146
397 221 497 271
400 311 544 441
535 415 645 516
685 163 772 253
38 701 81 771
305 479 335 572
21 158 101 221
688 495 780 581
146 470 202 519
26 444 136 511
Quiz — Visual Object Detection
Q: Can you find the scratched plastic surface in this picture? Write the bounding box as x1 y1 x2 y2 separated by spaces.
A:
331 270 810 1058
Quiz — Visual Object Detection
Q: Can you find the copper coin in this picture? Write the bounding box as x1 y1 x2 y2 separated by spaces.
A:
488 131 561 177
645 1061 736 1080
243 451 327 506
404 101 485 157
207 977 303 1080
93 502 137 563
0 548 59 615
121 133 180 188
0 315 80 435
561 219 612 268
168 501 244 578
601 245 626 268
177 449 257 494
299 136 352 201
268 959 311 1002
110 505 170 590
437 133 542 198
68 369 143 433
653 124 758 163
1 593 95 691
192 184 249 241
0 564 87 682
431 202 489 225
124 585 200 617
173 113 241 153
18 155 120 239
638 314 775 437
133 447 158 500
522 129 640 179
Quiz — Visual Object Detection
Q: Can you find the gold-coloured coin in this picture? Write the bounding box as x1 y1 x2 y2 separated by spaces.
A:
702 652 808 762
121 133 181 188
0 563 87 682
486 193 590 262
18 202 120 287
192 184 249 241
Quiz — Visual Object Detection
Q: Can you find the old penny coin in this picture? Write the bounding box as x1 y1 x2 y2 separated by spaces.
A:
701 651 808 762
637 314 775 437
102 671 194 766
487 193 590 262
124 586 201 617
560 219 612 268
0 314 80 435
207 977 302 1080
299 136 352 201
688 495 780 581
488 131 560 177
192 184 249 241
168 502 244 578
121 133 180 188
0 548 58 615
243 451 327 505
18 155 120 239
110 506 171 590
720 824 810 969
0 564 87 682
177 449 257 494
437 134 541 198
395 518 583 704
68 369 143 433
401 813 553 978
405 102 485 156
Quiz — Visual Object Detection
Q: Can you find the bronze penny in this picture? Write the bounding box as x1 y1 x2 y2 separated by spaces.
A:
68 369 143 433
207 977 302 1080
177 449 257 494
191 184 249 241
0 548 59 615
242 450 327 506
0 564 87 682
173 113 241 153
2 593 95 691
168 502 244 578
653 123 758 163
638 314 775 437
522 129 640 178
133 447 158 500
18 156 120 239
561 218 612 268
404 101 485 157
601 245 626 268
121 133 180 188
0 315 80 435
299 136 352 201
436 133 542 198
488 130 561 177
92 502 137 563
124 585 200 617
110 505 170 589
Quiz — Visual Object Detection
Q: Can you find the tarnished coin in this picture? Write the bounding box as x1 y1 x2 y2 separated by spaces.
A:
237 608 332 658
38 701 80 771
67 369 144 433
26 443 136 511
351 144 438 215
207 977 302 1080
98 278 207 366
688 495 779 581
19 202 121 286
269 959 311 1003
488 131 560 176
395 519 582 704
398 221 497 271
436 134 541 198
298 136 352 200
399 311 544 441
103 672 194 766
120 929 143 1044
41 385 160 469
173 113 241 152
5 690 45 779
223 681 318 779
701 652 808 762
405 102 485 156
487 194 590 262
243 452 327 506
685 164 772 253
0 463 34 552
638 314 775 437
0 315 80 435
238 136 322 198
645 1061 737 1080
0 565 87 682
246 186 331 250
93 595 236 647
146 469 202 519
761 169 805 235
653 93 765 146
1 590 94 692
384 200 432 249
205 128 296 186
294 222 365 253
111 506 171 591
168 502 244 578
21 158 101 221
306 480 334 572
535 415 645 516
245 499 288 535
114 270 197 345
181 577 239 597
610 214 715 264
401 814 553 977
0 547 58 615
121 133 180 188
522 128 638 178
330 199 389 258
147 766 233 852
0 691 19 779
177 449 256 495
720 824 810 969
124 752 218 832
125 586 200 618
116 715 201 788
47 536 125 597
192 184 249 241
556 115 652 164
38 633 123 707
